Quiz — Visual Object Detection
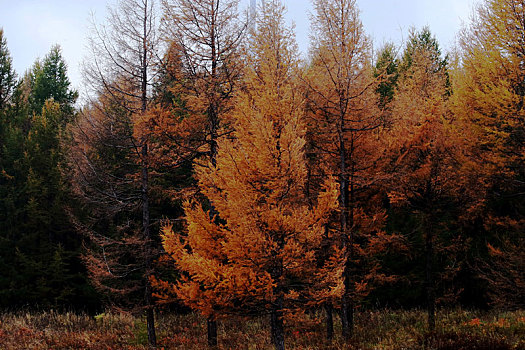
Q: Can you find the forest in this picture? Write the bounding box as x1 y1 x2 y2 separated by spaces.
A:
0 0 523 349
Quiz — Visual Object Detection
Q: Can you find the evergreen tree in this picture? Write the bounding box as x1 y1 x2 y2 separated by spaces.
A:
0 29 17 112
0 43 95 310
29 45 78 117
374 42 399 114
386 27 467 330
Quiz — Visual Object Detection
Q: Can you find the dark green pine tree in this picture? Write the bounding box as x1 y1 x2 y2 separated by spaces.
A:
0 43 98 310
374 42 399 112
383 27 466 330
14 102 70 305
0 29 17 112
28 45 78 117
400 27 451 95
0 28 24 305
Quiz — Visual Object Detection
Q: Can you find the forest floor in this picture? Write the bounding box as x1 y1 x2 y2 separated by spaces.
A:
0 308 523 349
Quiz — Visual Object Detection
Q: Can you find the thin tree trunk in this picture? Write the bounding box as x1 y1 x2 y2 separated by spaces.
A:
206 104 219 348
271 296 285 350
340 298 354 340
207 11 219 345
142 142 156 347
207 317 218 347
209 3 218 168
270 233 285 350
141 2 156 345
426 223 435 332
346 142 356 339
145 298 156 348
339 112 354 340
325 303 334 341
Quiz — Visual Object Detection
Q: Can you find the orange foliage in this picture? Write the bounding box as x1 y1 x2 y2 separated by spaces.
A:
158 0 338 323
452 0 525 309
305 1 399 322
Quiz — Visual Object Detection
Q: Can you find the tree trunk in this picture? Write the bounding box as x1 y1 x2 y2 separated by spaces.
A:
340 298 354 340
209 105 218 168
142 142 156 347
145 302 156 348
271 298 285 350
339 115 354 340
270 234 285 350
426 224 435 332
141 2 156 346
209 6 218 168
206 109 218 349
207 317 218 347
325 303 334 341
206 23 219 346
142 158 156 347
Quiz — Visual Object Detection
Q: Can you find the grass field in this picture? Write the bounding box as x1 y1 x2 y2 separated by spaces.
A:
0 309 523 349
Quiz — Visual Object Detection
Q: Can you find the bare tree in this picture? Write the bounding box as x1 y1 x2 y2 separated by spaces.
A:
78 0 160 346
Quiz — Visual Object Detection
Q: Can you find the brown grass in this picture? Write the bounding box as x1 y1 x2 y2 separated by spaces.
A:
0 309 523 349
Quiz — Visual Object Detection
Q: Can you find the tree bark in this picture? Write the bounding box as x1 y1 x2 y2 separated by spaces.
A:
145 299 156 348
206 106 218 349
209 3 218 168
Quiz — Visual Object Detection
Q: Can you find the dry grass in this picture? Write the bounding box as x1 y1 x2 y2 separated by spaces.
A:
0 309 523 349
0 310 140 349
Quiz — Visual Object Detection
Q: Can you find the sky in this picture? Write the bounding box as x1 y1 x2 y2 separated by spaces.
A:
0 0 478 99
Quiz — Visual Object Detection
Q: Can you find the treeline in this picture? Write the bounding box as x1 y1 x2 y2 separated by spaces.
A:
0 0 523 349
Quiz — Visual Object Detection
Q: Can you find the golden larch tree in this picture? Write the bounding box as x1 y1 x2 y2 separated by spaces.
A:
160 3 246 342
305 0 390 339
453 0 525 309
159 1 338 349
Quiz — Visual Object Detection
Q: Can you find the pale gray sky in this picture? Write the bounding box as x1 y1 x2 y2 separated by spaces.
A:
0 0 478 97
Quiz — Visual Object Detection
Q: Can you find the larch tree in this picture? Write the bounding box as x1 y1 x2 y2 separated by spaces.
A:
136 42 199 210
161 0 246 165
160 0 246 343
453 0 524 309
306 0 387 339
78 0 160 345
70 89 148 303
159 1 338 349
